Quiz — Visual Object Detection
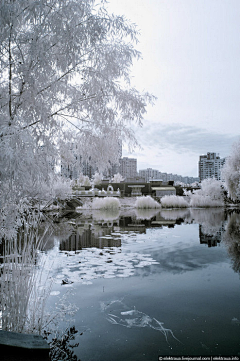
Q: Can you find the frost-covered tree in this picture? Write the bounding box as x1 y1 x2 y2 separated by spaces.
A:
92 172 103 186
79 173 91 187
111 173 124 183
0 0 154 207
221 139 240 201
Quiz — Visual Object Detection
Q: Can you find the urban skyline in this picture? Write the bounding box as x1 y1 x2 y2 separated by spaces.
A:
61 147 227 184
118 151 225 184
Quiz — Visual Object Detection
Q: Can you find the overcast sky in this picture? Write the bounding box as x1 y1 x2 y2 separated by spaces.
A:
107 0 240 177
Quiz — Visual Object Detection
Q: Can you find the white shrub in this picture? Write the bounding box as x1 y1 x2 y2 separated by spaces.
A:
189 178 224 207
134 196 161 209
92 172 103 186
221 139 240 200
52 177 72 199
111 173 124 183
91 197 120 210
189 195 224 208
32 175 72 201
161 195 189 208
78 173 91 187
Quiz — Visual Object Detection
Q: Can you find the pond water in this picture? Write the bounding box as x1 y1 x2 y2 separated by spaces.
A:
2 207 240 360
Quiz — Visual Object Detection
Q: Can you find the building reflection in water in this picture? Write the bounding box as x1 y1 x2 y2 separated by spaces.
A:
119 216 147 233
59 208 232 252
59 213 188 252
60 223 121 251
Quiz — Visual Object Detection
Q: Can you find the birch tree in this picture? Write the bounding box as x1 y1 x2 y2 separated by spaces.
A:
0 0 154 206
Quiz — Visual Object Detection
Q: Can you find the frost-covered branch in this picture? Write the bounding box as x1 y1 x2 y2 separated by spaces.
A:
0 0 155 211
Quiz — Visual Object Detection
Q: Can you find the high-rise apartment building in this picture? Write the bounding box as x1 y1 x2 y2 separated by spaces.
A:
198 152 225 181
139 168 160 182
119 157 137 179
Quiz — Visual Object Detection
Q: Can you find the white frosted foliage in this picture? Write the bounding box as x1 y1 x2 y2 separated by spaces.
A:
92 197 121 210
161 195 189 208
189 178 224 207
134 196 161 209
221 140 240 201
111 173 125 183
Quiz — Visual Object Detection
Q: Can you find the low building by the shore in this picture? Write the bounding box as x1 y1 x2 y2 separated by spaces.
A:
84 179 177 198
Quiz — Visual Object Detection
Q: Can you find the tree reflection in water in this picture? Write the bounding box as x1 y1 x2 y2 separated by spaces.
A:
224 212 240 274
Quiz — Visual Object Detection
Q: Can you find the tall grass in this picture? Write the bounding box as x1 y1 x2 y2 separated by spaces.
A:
0 218 53 334
134 196 161 209
161 195 189 208
91 197 121 210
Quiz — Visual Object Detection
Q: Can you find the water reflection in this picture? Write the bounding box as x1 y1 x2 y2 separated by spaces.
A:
58 210 192 253
48 208 232 286
57 208 228 254
2 207 240 360
92 209 120 222
160 208 191 222
190 208 226 234
134 208 160 220
199 224 224 247
223 212 240 274
60 226 121 251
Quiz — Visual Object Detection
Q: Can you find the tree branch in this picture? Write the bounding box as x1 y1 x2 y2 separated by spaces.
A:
56 114 83 132
8 25 13 124
57 113 90 122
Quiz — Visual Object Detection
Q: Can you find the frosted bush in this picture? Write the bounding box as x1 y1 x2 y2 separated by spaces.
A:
161 195 189 208
91 197 120 210
78 173 91 187
189 178 224 207
189 195 224 208
52 177 72 199
221 140 240 200
134 196 161 209
111 173 124 183
92 172 103 186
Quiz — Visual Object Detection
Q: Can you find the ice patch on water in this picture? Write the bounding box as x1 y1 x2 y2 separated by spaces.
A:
231 317 240 325
101 300 179 343
52 246 159 285
50 291 60 296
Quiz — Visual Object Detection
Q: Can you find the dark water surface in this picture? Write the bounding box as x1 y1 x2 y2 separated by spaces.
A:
41 208 240 360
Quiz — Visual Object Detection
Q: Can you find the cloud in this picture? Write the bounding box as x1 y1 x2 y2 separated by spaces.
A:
135 122 239 157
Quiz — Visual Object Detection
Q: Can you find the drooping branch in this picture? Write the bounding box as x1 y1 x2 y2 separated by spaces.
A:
8 25 13 124
56 114 83 132
36 49 94 97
